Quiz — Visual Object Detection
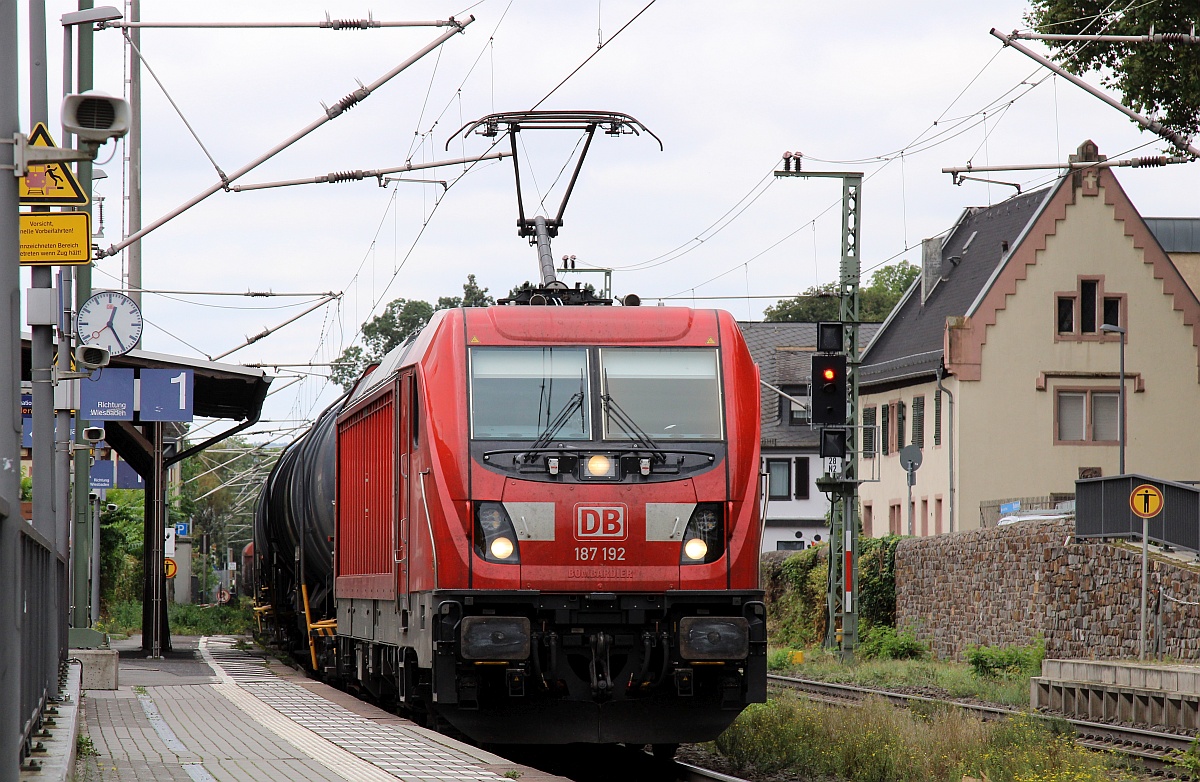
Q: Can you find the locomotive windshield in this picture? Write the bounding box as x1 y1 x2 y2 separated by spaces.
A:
470 348 591 440
600 348 723 440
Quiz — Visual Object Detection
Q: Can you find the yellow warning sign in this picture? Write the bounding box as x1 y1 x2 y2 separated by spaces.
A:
18 123 89 206
164 558 178 579
1129 484 1164 519
19 212 92 266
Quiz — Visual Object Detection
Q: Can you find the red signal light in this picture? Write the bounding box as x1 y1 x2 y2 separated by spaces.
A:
822 368 836 381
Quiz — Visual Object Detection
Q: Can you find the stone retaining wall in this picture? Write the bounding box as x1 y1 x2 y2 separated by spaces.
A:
895 519 1200 660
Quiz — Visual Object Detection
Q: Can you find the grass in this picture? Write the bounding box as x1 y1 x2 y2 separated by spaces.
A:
768 645 1036 708
75 735 97 757
713 693 1136 782
97 599 256 637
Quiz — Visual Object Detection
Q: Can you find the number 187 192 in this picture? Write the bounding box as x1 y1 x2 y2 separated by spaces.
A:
574 547 625 561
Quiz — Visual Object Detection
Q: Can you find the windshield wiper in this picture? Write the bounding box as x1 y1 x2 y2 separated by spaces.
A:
523 390 585 463
601 391 666 463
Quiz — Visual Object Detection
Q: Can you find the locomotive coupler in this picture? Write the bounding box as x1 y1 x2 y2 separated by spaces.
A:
588 632 613 695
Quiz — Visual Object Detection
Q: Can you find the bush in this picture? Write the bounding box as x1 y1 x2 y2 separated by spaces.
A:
857 534 901 628
764 546 829 647
763 533 901 649
98 599 255 636
966 637 1045 679
859 625 927 661
715 693 1120 782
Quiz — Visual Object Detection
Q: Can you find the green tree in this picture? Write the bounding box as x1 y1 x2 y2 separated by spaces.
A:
764 261 919 323
331 275 495 391
1026 1 1200 138
762 281 840 322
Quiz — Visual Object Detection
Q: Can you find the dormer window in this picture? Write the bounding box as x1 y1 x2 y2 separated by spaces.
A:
781 385 808 425
1056 277 1124 339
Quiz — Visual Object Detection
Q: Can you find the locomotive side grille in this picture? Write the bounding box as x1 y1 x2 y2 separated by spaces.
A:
337 395 395 578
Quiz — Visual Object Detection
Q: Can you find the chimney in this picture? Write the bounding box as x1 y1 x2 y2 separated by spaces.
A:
922 237 942 303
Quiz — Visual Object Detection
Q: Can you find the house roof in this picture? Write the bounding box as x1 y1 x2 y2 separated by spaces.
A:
860 187 1053 388
738 321 880 448
1145 218 1200 253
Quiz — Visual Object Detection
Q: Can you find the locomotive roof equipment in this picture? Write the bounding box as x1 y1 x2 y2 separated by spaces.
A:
449 111 661 306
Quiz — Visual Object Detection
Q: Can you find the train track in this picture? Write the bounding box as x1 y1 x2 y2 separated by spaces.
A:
768 674 1196 773
673 759 751 782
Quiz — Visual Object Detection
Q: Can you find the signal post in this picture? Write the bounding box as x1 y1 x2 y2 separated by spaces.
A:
775 157 863 661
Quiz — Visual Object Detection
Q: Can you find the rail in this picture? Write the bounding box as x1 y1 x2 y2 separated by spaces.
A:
768 674 1195 772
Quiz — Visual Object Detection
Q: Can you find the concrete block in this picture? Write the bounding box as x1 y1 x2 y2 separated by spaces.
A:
1167 670 1181 692
71 648 118 690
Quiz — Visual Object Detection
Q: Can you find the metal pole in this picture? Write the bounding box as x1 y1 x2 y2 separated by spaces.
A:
90 493 100 623
2 2 26 778
906 471 914 536
28 0 60 697
990 28 1200 159
71 0 96 631
127 0 141 320
1141 516 1148 660
97 17 474 259
1118 337 1126 475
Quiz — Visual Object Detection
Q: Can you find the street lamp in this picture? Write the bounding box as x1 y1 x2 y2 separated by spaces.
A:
1099 324 1126 475
1100 322 1145 658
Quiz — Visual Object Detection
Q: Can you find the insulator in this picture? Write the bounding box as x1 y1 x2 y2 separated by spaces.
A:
326 87 370 119
326 170 366 183
1159 32 1196 43
326 18 374 30
1131 156 1166 168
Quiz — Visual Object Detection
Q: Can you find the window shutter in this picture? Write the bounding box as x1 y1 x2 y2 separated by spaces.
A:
795 458 810 499
1092 393 1119 442
912 396 925 449
881 404 890 455
1057 392 1085 441
933 389 942 446
863 407 877 457
896 401 907 450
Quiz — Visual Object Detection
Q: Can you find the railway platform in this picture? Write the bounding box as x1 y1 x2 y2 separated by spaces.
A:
64 635 566 782
1033 658 1200 731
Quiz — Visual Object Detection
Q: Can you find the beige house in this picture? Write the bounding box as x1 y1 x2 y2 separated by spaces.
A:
858 141 1200 536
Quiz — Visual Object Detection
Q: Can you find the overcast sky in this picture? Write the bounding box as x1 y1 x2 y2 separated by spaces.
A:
17 0 1200 440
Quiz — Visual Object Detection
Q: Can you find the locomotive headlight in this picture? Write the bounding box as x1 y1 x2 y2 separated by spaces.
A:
490 536 515 560
474 502 521 564
586 454 613 476
479 506 505 533
679 502 725 565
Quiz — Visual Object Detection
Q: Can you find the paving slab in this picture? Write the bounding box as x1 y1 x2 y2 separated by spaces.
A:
75 634 565 782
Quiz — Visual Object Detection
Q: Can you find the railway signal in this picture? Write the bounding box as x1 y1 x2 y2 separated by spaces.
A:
811 354 847 425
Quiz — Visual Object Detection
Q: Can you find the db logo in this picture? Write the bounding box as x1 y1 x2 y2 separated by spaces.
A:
575 505 627 540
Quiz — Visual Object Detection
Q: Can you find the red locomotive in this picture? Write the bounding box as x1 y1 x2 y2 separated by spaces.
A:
255 111 766 751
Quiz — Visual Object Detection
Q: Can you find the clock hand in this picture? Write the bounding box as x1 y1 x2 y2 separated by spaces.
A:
109 326 126 354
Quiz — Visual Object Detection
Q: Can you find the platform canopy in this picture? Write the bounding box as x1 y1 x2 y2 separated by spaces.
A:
21 335 272 425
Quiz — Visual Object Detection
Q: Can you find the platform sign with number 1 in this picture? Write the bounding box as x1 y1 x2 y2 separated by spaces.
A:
140 369 194 422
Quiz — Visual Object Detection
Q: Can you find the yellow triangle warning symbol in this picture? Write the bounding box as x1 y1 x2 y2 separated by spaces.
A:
19 123 89 207
470 335 480 343
706 337 716 344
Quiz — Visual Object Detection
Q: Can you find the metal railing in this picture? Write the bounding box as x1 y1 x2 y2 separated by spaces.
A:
17 522 63 772
1076 474 1200 553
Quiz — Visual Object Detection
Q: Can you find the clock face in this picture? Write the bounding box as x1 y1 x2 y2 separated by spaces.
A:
76 291 143 356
